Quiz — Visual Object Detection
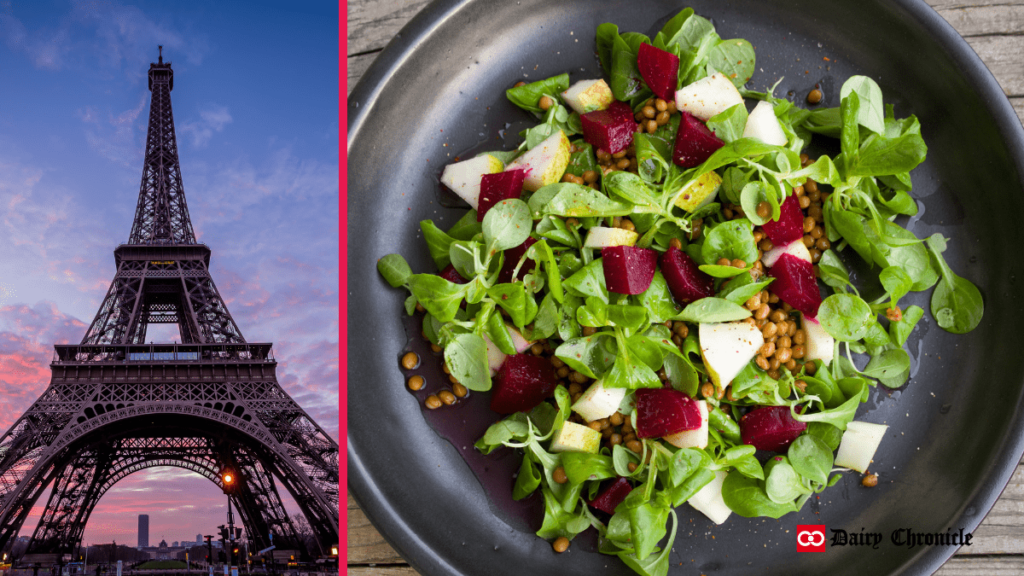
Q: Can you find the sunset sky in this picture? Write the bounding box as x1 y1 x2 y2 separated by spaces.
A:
0 0 338 545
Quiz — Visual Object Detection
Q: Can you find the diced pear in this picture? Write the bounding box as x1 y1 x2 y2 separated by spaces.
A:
802 314 834 366
663 400 709 449
742 100 788 146
506 131 571 192
561 79 614 114
483 335 507 376
440 154 504 210
675 73 744 121
482 326 533 375
550 421 602 454
571 379 627 422
688 470 731 525
583 226 638 248
699 322 764 388
509 327 532 353
835 421 888 473
673 171 722 211
761 239 811 268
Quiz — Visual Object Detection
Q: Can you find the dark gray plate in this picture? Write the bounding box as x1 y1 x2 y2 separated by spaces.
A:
347 0 1024 574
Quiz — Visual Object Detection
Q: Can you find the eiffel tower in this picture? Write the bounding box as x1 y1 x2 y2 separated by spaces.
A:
0 49 339 559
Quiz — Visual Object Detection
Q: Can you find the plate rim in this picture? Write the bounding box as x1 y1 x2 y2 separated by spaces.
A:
346 0 1024 574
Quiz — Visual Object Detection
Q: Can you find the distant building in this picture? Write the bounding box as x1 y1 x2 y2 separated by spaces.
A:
138 515 150 548
196 534 202 544
172 541 179 548
139 539 185 560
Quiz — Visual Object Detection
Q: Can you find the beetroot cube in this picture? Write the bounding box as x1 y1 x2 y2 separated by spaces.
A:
659 246 714 303
673 112 725 168
768 253 822 318
438 264 469 284
589 477 633 515
761 195 804 245
477 169 526 222
581 101 637 155
740 406 807 453
634 388 702 438
637 43 679 102
497 237 537 284
602 246 657 295
489 354 559 414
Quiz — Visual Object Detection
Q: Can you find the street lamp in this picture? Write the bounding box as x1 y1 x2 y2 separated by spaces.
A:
220 471 237 576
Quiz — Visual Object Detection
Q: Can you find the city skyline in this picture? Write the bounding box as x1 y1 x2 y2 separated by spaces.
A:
0 0 338 546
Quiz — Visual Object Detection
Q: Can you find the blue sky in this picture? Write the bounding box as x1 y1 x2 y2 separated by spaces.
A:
0 0 338 546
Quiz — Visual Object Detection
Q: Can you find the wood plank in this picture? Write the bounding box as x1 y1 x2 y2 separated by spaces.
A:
347 567 420 576
926 0 1024 10
348 466 1024 563
348 494 404 564
936 4 1024 36
963 35 1024 96
347 0 431 56
936 556 1024 576
345 3 1024 100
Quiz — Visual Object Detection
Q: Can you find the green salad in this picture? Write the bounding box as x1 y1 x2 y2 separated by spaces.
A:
377 7 983 576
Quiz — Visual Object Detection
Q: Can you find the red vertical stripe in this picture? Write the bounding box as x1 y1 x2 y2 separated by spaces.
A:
337 0 349 570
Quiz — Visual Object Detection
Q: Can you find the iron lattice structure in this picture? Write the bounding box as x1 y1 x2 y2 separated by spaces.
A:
0 51 339 558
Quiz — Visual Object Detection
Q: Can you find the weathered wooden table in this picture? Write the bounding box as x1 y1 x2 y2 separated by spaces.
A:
346 1 1024 574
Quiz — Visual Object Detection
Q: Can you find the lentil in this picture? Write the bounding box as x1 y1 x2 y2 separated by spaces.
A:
553 466 568 484
553 537 570 553
425 395 442 410
401 351 419 370
407 375 425 391
701 382 715 398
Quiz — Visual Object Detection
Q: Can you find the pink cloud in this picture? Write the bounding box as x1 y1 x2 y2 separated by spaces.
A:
0 303 86 430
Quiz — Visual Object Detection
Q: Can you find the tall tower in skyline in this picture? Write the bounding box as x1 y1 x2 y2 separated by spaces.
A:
0 48 339 558
138 515 149 548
